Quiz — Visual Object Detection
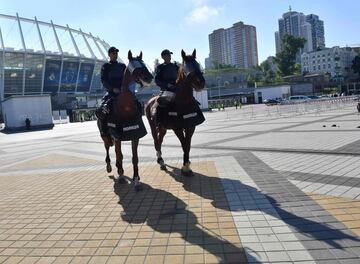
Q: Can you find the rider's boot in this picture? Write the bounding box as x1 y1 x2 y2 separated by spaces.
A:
98 118 109 137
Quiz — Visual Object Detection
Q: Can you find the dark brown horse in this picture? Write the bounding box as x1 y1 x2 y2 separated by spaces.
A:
145 49 205 175
99 50 153 190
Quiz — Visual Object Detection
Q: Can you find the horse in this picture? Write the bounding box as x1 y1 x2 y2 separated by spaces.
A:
145 49 205 175
98 50 153 190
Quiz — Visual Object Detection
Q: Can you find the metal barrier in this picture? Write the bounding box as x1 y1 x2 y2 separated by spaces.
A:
237 96 358 119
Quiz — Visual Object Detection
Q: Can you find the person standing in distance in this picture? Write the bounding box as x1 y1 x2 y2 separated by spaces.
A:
96 46 126 136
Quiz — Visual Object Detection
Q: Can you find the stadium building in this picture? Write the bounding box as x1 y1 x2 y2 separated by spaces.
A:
0 13 120 122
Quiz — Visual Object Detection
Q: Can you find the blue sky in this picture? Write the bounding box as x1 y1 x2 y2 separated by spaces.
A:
1 0 359 69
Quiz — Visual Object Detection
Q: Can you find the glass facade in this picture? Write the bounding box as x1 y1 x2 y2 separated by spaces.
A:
24 54 43 94
0 14 110 100
90 61 103 94
77 61 94 92
4 52 24 95
60 60 79 93
43 58 61 94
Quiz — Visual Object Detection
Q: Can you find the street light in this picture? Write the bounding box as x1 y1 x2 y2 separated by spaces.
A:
217 77 221 99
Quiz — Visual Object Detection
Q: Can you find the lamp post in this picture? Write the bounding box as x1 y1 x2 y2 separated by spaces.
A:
217 77 221 99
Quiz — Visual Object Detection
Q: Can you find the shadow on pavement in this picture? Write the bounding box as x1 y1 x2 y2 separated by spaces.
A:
110 175 249 264
164 164 360 250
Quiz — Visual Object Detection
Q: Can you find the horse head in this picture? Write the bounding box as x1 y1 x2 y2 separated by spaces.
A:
114 51 153 121
177 49 205 91
126 50 153 87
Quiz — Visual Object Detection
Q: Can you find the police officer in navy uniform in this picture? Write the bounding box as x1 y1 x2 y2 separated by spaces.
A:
155 49 179 92
96 46 126 136
153 49 179 125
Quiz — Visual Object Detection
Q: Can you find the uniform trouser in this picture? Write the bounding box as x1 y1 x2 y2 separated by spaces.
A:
96 93 114 135
96 93 114 117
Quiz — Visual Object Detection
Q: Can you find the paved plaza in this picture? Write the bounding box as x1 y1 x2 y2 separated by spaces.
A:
1 103 360 263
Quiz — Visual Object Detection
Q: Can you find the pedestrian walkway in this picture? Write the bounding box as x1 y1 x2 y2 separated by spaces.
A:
0 104 360 263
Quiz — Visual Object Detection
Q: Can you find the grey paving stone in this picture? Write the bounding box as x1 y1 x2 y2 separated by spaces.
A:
316 260 341 264
339 259 360 264
265 251 291 262
286 250 314 261
308 249 336 260
329 248 359 259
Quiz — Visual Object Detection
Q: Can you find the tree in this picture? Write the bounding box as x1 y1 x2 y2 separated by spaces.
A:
275 34 306 76
352 55 360 78
260 59 276 83
246 74 255 87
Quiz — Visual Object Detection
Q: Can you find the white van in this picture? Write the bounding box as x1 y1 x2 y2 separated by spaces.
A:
288 95 310 103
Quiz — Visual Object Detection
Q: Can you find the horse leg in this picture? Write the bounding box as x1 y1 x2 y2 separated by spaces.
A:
156 127 167 170
173 128 192 176
105 145 112 173
114 140 126 183
102 135 112 173
183 126 195 174
131 139 142 191
149 119 167 170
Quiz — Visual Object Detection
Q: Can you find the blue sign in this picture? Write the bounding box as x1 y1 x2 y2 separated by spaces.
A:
77 63 94 92
43 60 61 93
60 61 79 92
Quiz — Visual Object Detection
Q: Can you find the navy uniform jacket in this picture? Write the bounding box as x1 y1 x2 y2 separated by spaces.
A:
155 62 179 91
101 61 126 95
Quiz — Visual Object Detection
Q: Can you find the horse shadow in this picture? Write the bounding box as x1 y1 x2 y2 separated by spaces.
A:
110 175 251 264
164 164 360 251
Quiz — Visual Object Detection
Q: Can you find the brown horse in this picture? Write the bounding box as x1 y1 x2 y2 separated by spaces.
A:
99 50 153 190
145 49 205 175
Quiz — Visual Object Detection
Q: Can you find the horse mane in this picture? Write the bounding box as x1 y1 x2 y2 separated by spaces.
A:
176 63 186 85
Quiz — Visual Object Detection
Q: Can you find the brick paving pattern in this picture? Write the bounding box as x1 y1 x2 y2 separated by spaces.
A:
0 104 360 263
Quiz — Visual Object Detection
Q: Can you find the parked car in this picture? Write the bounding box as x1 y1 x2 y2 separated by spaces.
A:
288 95 311 103
263 99 279 106
307 95 319 100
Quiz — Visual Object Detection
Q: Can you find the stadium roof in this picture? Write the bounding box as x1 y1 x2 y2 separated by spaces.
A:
0 13 111 61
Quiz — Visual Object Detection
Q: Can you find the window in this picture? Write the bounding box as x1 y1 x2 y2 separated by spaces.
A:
4 52 25 95
24 54 44 94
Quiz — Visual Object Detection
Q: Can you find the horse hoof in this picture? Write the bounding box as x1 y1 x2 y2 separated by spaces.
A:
118 176 127 184
160 164 166 170
106 164 112 173
181 169 193 177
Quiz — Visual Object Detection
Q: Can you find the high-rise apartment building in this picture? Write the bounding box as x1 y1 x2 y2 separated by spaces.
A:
306 14 325 51
275 9 325 55
208 21 258 69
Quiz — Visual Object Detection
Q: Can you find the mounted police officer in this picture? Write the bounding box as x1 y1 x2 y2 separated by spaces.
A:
153 49 179 125
96 46 126 136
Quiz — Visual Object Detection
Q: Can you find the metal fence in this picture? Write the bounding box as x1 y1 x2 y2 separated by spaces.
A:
233 96 358 119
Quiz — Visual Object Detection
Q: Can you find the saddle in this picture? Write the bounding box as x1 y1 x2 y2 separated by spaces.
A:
107 90 147 141
157 91 176 107
158 96 205 129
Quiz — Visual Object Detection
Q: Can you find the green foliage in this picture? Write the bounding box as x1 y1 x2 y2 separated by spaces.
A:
259 56 281 84
294 63 302 75
275 34 306 76
352 55 360 77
